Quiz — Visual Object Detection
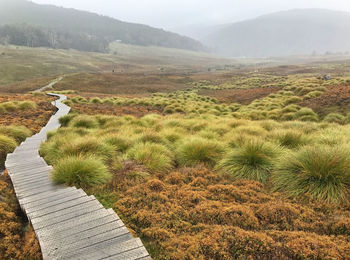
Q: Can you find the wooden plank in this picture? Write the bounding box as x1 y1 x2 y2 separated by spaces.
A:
53 229 133 259
28 195 93 219
32 200 104 230
26 189 86 213
44 219 125 250
38 210 119 244
5 93 151 260
36 208 114 239
63 239 147 260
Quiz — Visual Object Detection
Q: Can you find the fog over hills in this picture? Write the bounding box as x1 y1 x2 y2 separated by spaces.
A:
203 9 350 57
0 0 204 52
1 1 349 58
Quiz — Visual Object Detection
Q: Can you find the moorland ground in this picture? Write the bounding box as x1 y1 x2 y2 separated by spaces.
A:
1 45 350 259
41 59 350 259
0 93 56 259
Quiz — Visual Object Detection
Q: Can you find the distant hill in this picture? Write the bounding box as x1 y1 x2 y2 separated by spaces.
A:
204 9 350 57
0 0 204 52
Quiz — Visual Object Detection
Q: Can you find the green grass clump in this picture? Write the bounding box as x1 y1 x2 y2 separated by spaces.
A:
280 113 297 121
136 131 165 144
282 105 300 113
346 113 350 124
127 142 173 172
0 105 5 114
0 125 31 143
296 108 319 122
102 134 131 153
217 140 280 183
60 138 114 163
159 128 184 143
0 134 17 167
270 129 309 149
176 137 223 167
323 113 345 124
90 97 102 104
304 91 323 99
284 96 302 105
273 146 350 203
51 156 111 188
59 114 78 127
71 115 99 128
296 107 318 117
18 101 37 110
1 102 17 112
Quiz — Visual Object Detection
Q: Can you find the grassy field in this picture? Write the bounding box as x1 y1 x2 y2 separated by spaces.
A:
37 60 350 259
0 44 231 92
1 44 350 259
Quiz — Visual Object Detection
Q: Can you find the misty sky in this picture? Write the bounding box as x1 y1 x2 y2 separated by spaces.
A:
31 0 350 29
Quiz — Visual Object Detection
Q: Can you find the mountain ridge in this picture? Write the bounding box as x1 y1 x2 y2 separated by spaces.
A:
203 9 350 57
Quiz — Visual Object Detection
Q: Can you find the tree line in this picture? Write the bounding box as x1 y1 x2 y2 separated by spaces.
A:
0 24 109 52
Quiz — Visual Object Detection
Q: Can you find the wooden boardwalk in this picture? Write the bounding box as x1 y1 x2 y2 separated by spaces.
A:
5 94 151 260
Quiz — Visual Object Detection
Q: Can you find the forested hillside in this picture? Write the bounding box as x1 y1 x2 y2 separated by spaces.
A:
0 0 204 52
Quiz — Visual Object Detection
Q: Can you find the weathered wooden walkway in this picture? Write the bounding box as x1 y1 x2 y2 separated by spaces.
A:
5 94 151 260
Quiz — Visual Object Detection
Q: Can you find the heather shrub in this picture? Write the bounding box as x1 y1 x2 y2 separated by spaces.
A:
218 140 280 183
51 156 111 188
273 145 350 203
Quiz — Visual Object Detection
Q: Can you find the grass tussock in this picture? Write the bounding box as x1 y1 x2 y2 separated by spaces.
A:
42 113 350 203
0 135 17 167
71 115 99 128
269 129 309 149
127 142 173 172
0 125 32 143
0 101 37 113
176 137 223 167
273 145 350 203
51 156 111 188
218 140 280 183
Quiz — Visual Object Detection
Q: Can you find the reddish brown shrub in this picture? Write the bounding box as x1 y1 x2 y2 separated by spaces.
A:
112 166 350 259
0 175 41 259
